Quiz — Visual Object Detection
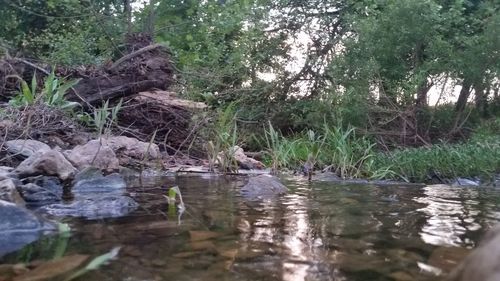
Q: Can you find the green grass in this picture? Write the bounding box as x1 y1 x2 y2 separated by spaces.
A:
373 136 500 182
260 121 499 183
263 122 395 179
208 102 240 173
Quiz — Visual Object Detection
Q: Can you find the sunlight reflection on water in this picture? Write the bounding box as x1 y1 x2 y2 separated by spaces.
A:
414 185 482 247
4 176 500 281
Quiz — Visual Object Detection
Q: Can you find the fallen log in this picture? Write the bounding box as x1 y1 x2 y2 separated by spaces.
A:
66 42 173 105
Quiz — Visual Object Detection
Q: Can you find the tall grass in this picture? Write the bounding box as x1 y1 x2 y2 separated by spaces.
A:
373 136 500 182
261 119 499 182
263 122 394 179
208 103 239 173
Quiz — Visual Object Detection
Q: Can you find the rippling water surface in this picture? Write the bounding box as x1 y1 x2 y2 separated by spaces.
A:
3 175 500 281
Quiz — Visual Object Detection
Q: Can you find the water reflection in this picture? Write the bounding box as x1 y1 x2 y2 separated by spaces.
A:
3 177 500 281
414 185 482 247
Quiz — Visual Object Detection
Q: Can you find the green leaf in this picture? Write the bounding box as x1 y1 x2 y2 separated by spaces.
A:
20 80 34 105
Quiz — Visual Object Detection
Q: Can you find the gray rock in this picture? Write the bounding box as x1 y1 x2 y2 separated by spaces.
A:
72 173 126 194
0 178 25 205
452 178 480 187
446 224 500 281
5 139 50 158
65 140 120 171
0 166 15 181
0 199 55 257
241 175 288 199
39 195 139 219
73 166 104 183
101 136 161 161
15 149 77 181
20 180 62 205
217 146 265 170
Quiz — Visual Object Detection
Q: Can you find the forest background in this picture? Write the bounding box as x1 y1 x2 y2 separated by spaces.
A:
1 0 499 182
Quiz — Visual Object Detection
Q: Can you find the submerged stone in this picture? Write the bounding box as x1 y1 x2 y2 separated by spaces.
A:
445 225 500 281
39 195 139 219
20 182 62 205
73 167 104 183
13 254 89 281
0 178 25 205
37 170 133 219
72 173 127 194
241 175 288 199
0 200 55 257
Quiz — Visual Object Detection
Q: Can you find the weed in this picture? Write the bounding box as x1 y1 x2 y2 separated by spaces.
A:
211 103 240 173
8 71 80 109
90 99 123 137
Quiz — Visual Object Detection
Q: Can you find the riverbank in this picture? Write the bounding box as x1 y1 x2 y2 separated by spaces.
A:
242 121 500 185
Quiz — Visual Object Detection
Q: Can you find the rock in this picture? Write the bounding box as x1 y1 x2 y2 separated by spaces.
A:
15 149 76 181
0 178 24 205
39 195 139 219
0 200 55 257
428 246 470 274
101 136 161 161
452 178 480 187
0 166 15 181
241 175 288 199
218 146 265 170
72 173 126 194
19 180 62 205
73 166 104 182
314 171 341 181
189 230 222 242
13 255 89 281
233 146 265 169
445 225 500 281
5 140 50 158
388 271 414 281
65 140 120 171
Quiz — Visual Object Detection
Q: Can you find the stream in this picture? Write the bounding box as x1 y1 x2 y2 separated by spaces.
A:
2 174 500 281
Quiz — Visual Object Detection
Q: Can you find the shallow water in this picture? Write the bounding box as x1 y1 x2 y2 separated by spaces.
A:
3 175 500 281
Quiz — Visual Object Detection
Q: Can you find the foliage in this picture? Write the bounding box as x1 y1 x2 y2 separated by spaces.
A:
165 186 185 223
0 0 127 65
1 0 499 181
206 103 240 173
264 122 296 173
89 99 123 138
9 71 81 109
373 136 500 182
263 121 397 179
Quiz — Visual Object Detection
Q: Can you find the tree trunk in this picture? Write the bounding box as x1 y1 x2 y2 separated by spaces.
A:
474 82 488 118
143 0 158 36
416 78 431 108
123 0 132 34
455 78 472 113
